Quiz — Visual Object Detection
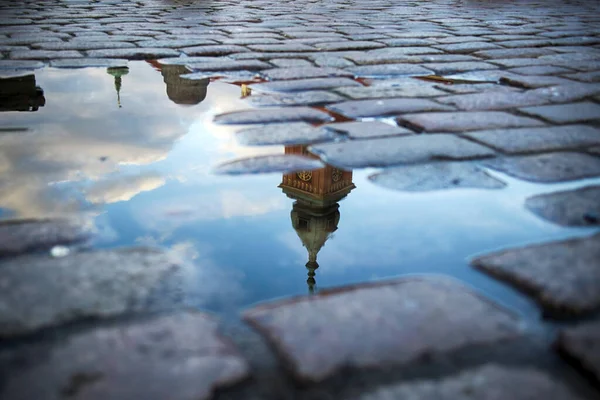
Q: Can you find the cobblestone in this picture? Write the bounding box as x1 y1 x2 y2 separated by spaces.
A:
244 278 520 382
483 152 600 183
327 98 453 119
249 77 361 92
10 50 83 60
463 125 600 154
399 111 544 133
472 233 600 316
214 107 334 125
309 134 495 169
525 186 600 227
247 90 346 107
259 66 352 80
49 58 129 68
0 248 179 337
236 122 338 146
213 154 324 175
346 63 433 78
360 364 584 400
87 48 180 59
335 83 446 99
0 312 250 400
557 320 600 385
518 102 600 124
369 162 506 192
322 121 413 139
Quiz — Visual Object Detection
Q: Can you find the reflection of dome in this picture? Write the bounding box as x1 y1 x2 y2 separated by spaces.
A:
0 74 45 112
161 64 209 105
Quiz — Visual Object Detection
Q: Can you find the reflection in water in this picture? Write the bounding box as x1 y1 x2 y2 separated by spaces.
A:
279 146 355 294
148 61 210 105
0 74 45 112
107 67 129 108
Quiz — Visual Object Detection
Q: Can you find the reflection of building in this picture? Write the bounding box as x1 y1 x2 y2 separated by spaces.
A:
147 61 209 105
279 145 355 294
0 74 45 112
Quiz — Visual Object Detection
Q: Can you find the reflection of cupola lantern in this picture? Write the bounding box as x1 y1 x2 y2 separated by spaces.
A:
0 74 45 112
107 67 129 108
160 64 209 105
280 145 355 294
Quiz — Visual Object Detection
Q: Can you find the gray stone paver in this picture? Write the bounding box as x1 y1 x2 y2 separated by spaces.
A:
213 154 324 175
519 102 600 124
249 77 362 92
525 186 600 227
399 111 545 133
472 233 600 316
244 278 521 382
236 122 338 146
322 121 413 139
327 98 453 119
360 364 585 400
0 312 250 400
557 320 600 384
214 107 334 124
483 152 600 183
0 248 180 337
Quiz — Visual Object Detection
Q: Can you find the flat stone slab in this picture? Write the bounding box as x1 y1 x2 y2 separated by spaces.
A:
399 111 545 133
243 278 521 382
0 248 179 337
0 218 93 257
483 152 600 183
334 84 446 99
213 107 334 125
346 63 433 78
49 58 129 68
472 233 600 316
369 162 506 191
213 154 324 175
236 123 337 146
463 125 600 154
326 98 453 119
1 312 249 400
310 134 495 168
249 77 361 93
86 48 180 59
525 186 600 227
185 59 272 71
0 60 45 69
247 90 345 107
519 102 600 124
259 67 352 81
556 320 600 384
360 364 584 400
322 121 413 139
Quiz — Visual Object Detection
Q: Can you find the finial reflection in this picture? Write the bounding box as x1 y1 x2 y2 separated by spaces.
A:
279 145 355 294
0 73 45 112
107 67 129 108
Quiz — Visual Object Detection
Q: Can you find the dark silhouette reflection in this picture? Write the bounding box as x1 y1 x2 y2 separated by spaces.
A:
147 61 209 105
279 145 355 294
0 74 45 112
107 67 129 108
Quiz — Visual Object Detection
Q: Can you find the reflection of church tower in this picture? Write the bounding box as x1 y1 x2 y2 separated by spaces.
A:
107 67 129 108
160 64 209 105
0 74 45 112
279 145 355 294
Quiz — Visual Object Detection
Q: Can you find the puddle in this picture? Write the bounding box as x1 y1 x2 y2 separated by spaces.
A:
1 61 598 320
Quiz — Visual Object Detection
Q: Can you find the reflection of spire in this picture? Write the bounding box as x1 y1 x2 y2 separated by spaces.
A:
159 64 209 105
0 74 45 112
107 67 129 108
279 145 355 295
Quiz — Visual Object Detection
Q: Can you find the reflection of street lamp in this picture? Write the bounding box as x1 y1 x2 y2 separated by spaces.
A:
107 67 129 108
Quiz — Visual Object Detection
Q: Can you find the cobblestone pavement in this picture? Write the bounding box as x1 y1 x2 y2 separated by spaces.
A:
1 0 600 399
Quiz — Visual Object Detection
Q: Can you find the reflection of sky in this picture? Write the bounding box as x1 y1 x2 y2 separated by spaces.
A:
1 62 599 319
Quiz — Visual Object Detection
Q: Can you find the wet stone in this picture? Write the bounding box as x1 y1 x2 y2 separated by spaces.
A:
322 121 413 139
509 65 574 76
49 58 129 68
0 219 92 257
213 107 334 125
472 232 600 316
399 111 544 133
32 41 138 51
185 60 271 71
0 59 45 70
10 50 83 60
0 312 250 400
135 39 219 48
247 43 315 52
463 125 600 154
525 186 600 227
438 90 549 111
519 102 600 124
334 84 445 99
327 98 453 119
309 134 495 169
369 162 506 192
346 63 433 78
557 320 600 384
314 41 385 51
434 41 502 53
236 123 337 146
87 48 180 59
213 154 324 175
360 364 584 400
483 152 600 183
247 90 345 107
249 77 361 93
474 48 556 59
0 248 179 337
243 278 521 382
421 62 498 75
269 58 314 68
499 75 578 89
259 67 353 81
